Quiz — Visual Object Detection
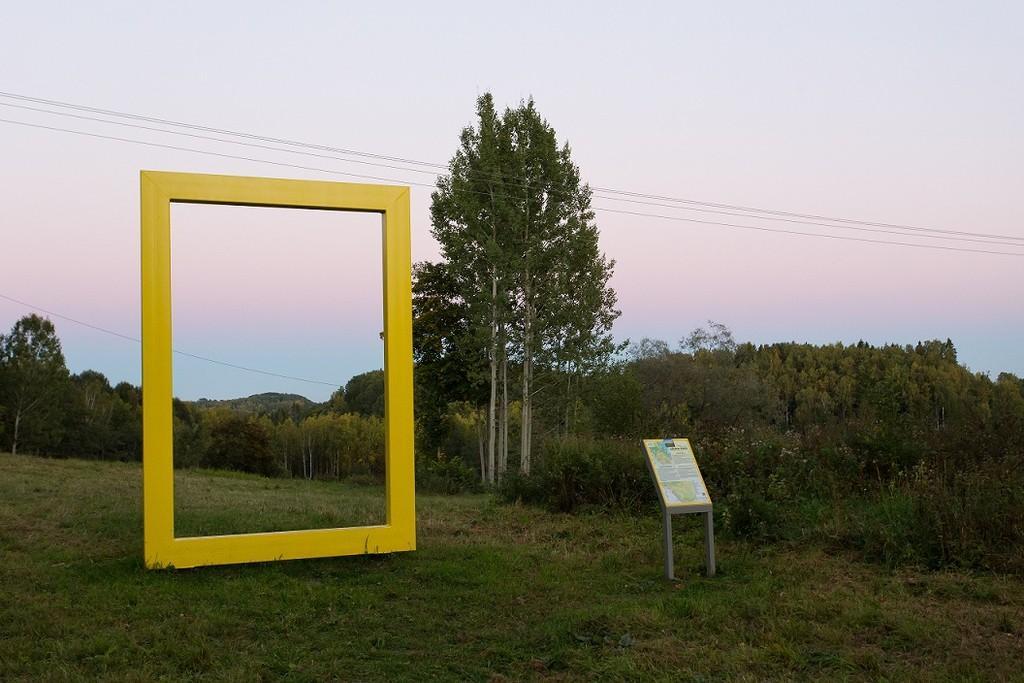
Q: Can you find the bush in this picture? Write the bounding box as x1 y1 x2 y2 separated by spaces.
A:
718 482 787 540
835 485 924 568
416 452 482 495
832 459 1024 573
495 468 548 505
696 431 812 540
202 415 280 477
492 428 1024 575
497 437 654 512
909 459 1024 572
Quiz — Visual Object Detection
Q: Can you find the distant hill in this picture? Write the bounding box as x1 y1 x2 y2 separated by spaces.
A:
192 392 318 416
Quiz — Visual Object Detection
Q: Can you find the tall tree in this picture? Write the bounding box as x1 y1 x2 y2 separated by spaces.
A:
0 314 70 455
412 260 488 474
502 100 619 473
430 94 513 482
344 370 385 417
62 370 119 458
429 94 619 476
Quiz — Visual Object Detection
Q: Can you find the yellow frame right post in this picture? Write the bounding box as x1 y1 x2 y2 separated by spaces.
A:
141 170 415 569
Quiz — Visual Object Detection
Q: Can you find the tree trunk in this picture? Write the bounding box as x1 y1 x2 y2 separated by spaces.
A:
11 409 20 457
303 435 315 480
571 370 580 435
498 331 508 480
520 195 533 475
487 273 498 485
496 380 505 481
520 302 533 475
502 355 509 476
477 415 486 484
565 371 572 436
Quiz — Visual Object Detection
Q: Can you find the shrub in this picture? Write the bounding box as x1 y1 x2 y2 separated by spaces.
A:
834 485 924 568
497 437 654 513
416 452 482 495
909 459 1024 572
492 428 1024 575
202 415 280 477
832 459 1024 573
718 482 787 540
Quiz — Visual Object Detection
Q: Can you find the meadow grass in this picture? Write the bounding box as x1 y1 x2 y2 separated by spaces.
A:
1 453 1022 681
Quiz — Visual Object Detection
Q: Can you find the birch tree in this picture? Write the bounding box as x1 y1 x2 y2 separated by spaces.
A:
430 94 515 483
412 261 489 480
427 94 619 477
502 100 619 473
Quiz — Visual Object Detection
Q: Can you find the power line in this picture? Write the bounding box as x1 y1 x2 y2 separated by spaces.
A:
591 195 1024 248
588 206 1024 257
0 90 449 169
588 186 1024 243
2 115 1022 258
0 293 341 387
0 117 438 187
2 89 1021 245
11 100 1022 247
0 101 445 179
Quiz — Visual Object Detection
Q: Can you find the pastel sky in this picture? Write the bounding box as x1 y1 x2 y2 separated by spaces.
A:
1 1 1021 401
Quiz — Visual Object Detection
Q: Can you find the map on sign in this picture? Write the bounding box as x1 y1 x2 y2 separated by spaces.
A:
642 438 712 508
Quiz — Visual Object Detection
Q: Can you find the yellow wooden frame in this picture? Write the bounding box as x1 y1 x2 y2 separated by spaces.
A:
140 170 415 569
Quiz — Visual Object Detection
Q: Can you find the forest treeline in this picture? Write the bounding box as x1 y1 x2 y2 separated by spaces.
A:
8 313 1022 460
10 313 1022 479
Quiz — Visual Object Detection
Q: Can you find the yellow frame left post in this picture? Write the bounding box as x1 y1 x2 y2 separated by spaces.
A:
140 170 415 569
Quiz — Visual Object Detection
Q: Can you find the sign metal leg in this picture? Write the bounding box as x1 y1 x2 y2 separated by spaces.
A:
704 510 716 577
663 509 674 580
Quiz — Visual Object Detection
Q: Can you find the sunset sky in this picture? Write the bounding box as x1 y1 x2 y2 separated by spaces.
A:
1 2 1021 401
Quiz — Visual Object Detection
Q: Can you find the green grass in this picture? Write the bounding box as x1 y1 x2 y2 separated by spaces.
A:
2 454 1022 681
174 469 385 536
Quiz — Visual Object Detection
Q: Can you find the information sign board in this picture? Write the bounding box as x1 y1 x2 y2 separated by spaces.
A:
642 437 715 579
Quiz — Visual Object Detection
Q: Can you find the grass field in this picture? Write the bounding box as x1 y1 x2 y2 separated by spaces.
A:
1 454 1022 681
